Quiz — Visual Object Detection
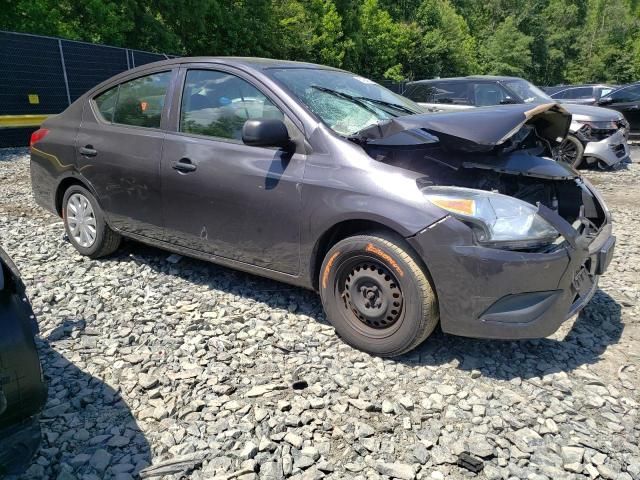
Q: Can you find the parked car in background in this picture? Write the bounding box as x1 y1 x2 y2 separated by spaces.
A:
404 76 630 169
0 246 46 475
544 84 616 105
598 82 640 137
30 58 615 357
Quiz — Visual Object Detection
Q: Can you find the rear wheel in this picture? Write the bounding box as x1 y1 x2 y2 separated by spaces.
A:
319 232 438 357
62 185 121 258
554 134 585 168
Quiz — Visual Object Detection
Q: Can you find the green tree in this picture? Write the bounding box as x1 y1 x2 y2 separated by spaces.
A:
566 0 640 83
407 0 477 80
273 0 348 66
349 0 411 80
481 16 533 77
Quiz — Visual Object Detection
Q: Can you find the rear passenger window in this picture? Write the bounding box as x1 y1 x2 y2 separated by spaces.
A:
404 83 471 105
94 87 118 122
557 87 593 99
111 72 171 128
404 84 437 103
180 69 284 141
429 82 471 105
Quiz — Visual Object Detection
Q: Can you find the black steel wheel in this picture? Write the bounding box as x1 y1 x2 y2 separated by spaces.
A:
338 258 404 334
319 232 438 357
554 135 585 168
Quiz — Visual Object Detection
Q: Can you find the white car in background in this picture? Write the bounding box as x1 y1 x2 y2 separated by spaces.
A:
404 76 630 169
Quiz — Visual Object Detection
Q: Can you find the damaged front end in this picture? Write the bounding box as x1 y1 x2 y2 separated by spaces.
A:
357 103 615 338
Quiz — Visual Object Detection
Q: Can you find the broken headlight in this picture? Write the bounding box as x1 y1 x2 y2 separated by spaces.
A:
575 120 619 142
423 187 559 248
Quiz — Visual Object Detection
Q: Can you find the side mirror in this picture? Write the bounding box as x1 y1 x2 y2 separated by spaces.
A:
242 119 290 148
598 97 613 106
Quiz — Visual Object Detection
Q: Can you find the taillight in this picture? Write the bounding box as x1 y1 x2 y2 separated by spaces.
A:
30 128 49 147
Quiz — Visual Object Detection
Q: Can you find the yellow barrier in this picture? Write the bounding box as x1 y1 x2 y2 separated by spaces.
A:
0 115 51 128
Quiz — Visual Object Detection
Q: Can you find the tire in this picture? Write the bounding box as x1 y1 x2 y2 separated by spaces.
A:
62 185 121 258
555 134 585 168
319 232 438 357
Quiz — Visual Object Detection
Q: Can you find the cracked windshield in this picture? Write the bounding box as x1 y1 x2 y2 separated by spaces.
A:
269 68 422 136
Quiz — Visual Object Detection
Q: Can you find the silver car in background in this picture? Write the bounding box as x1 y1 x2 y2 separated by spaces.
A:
404 76 630 169
544 84 616 105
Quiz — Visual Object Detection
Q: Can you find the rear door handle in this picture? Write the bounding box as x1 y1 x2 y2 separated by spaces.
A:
172 158 197 173
79 146 97 157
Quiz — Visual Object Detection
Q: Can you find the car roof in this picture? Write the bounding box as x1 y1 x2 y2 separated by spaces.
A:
550 84 614 89
128 56 344 73
407 75 523 85
83 56 348 98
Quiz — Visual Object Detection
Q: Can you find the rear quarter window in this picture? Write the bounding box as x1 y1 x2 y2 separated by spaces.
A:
92 71 172 128
94 87 118 122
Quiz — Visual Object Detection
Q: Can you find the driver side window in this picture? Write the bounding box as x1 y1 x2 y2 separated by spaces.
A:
180 69 284 141
609 85 640 103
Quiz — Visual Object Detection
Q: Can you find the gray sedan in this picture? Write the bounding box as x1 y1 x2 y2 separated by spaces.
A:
30 58 615 356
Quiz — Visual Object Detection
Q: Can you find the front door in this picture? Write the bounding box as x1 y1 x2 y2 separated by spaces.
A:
76 70 174 238
160 68 305 274
608 84 640 132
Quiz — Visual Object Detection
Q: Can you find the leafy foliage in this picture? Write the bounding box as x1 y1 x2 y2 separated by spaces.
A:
2 0 639 85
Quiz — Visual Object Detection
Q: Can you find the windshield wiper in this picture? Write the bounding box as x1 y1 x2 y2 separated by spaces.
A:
354 96 419 115
310 85 381 116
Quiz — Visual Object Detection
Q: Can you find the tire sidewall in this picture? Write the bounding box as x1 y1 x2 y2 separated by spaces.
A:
565 135 585 168
62 185 107 257
319 236 432 356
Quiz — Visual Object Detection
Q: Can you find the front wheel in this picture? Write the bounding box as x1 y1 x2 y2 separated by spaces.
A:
554 135 585 168
319 232 438 357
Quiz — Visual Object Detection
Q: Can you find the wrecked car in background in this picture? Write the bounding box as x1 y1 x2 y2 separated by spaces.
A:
544 84 616 105
30 58 614 357
404 76 630 169
0 246 47 475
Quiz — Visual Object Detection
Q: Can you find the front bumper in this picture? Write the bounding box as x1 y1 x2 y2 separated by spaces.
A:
408 189 615 339
583 129 630 166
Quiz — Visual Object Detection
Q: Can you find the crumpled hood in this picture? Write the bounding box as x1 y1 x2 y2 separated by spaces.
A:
561 103 624 122
356 103 571 152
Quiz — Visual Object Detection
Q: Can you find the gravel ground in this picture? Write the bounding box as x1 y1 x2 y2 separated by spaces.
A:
1 147 638 480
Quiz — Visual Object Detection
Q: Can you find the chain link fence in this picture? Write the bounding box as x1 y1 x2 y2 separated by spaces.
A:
0 31 175 147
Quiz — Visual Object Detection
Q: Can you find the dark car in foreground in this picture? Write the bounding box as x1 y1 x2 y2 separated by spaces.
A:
30 58 615 356
545 84 615 105
598 83 640 137
0 246 46 475
404 76 630 169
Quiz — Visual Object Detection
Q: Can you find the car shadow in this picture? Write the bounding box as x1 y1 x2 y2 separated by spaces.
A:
13 340 152 479
114 239 325 322
109 240 622 382
396 289 623 380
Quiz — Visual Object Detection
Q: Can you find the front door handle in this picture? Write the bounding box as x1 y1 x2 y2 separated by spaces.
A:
79 145 97 157
172 158 197 173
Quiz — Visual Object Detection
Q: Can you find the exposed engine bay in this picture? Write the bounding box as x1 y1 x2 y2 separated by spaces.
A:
357 103 607 247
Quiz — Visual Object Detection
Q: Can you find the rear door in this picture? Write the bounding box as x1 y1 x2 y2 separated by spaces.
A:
76 69 176 238
159 66 306 274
